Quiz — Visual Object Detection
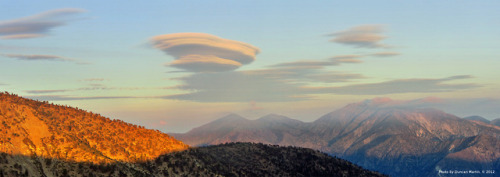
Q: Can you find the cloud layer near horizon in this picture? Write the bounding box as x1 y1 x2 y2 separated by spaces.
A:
163 56 476 102
0 8 86 39
310 75 478 95
151 33 259 72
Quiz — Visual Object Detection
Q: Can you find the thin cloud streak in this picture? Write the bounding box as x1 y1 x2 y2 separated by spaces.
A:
163 71 310 102
158 42 478 103
370 52 400 57
25 90 70 94
270 60 336 68
24 86 157 95
270 56 364 69
0 8 86 39
1 53 89 64
330 55 363 60
310 75 479 95
163 73 478 102
2 54 74 61
305 72 366 83
162 61 479 102
1 34 44 39
80 78 107 82
27 95 147 101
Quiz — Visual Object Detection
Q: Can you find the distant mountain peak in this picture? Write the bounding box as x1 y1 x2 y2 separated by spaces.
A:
214 113 248 122
464 115 490 124
257 114 290 121
415 96 443 103
491 118 500 126
341 97 396 110
363 97 394 105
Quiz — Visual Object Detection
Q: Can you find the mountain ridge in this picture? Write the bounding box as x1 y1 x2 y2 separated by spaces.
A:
464 115 491 124
0 92 387 176
492 118 500 126
0 92 188 164
0 142 387 177
174 98 500 177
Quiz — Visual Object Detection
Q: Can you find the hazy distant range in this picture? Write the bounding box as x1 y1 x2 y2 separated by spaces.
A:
174 98 500 177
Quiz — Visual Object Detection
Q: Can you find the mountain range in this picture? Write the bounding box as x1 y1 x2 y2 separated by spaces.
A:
0 92 385 177
174 98 500 177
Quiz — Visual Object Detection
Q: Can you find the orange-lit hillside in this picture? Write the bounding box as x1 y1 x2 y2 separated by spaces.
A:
0 92 188 164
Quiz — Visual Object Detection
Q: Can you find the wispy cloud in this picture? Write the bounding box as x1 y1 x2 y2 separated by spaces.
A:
162 57 367 102
24 85 156 95
27 95 145 101
3 54 73 61
328 25 389 48
163 72 477 102
0 8 86 39
305 72 366 83
271 55 364 69
160 47 479 102
151 33 259 72
25 90 70 94
270 60 336 68
163 71 310 102
330 55 363 60
80 78 107 82
330 55 365 63
251 66 365 84
1 53 89 64
311 75 479 95
370 51 400 57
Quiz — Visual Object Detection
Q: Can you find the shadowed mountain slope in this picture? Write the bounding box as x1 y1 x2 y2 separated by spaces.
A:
0 143 386 177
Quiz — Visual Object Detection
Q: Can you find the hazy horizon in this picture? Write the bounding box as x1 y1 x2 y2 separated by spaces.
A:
1 1 499 133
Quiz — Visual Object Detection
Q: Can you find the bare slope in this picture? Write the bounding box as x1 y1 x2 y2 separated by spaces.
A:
0 92 188 164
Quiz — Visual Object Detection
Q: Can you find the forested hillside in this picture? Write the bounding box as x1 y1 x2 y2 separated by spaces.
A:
0 143 386 177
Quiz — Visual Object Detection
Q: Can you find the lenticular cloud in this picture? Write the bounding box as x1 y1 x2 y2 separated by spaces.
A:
328 25 388 48
0 8 86 39
151 33 259 72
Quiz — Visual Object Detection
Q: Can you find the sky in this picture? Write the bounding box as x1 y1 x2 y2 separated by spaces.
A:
1 1 499 132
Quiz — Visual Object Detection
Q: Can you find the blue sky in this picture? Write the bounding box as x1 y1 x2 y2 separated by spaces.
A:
1 1 499 132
